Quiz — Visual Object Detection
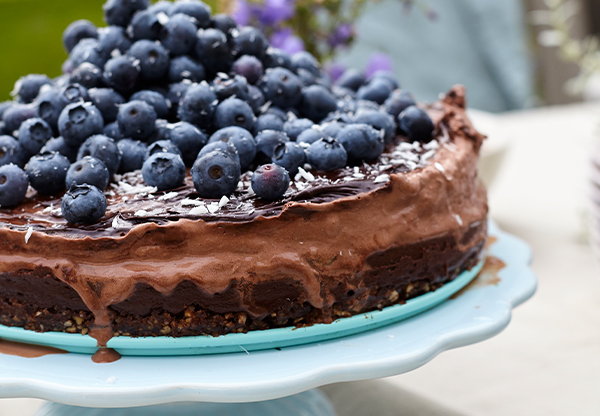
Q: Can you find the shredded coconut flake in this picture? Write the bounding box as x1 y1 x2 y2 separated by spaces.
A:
434 162 445 173
218 195 229 208
25 227 33 243
297 167 315 182
207 202 220 214
421 150 436 162
373 174 390 184
455 214 463 226
134 210 149 217
158 191 178 201
189 206 209 215
180 198 204 207
423 140 439 151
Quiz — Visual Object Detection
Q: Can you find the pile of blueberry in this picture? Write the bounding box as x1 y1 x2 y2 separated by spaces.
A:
0 0 435 225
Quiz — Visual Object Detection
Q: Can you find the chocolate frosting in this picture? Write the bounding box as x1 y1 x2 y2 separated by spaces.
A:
0 86 487 347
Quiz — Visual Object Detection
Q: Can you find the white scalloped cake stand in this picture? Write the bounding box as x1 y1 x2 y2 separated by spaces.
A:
0 222 535 415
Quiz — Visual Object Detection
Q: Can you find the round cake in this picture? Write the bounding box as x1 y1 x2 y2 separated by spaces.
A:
0 1 487 352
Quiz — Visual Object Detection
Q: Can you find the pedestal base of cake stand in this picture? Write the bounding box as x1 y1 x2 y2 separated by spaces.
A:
34 389 337 416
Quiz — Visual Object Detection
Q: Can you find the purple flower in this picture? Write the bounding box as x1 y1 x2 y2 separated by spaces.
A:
259 0 296 25
365 52 393 78
232 0 251 26
328 23 354 48
270 28 305 54
326 62 346 83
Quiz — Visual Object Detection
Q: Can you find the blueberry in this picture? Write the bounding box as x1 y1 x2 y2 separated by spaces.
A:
117 138 148 172
168 56 206 83
332 86 356 100
18 118 53 157
283 118 314 141
335 68 365 92
61 184 107 224
0 136 24 167
88 87 125 123
306 137 347 171
142 152 185 191
130 90 170 120
3 104 36 134
254 113 284 134
384 90 415 119
195 28 231 75
70 38 107 69
148 1 174 15
41 137 79 162
58 102 104 147
191 150 241 198
208 126 256 170
62 59 75 75
103 0 150 28
63 20 98 53
369 70 399 90
263 48 293 70
177 82 217 128
12 74 52 104
246 85 265 114
197 141 240 165
149 118 171 143
354 110 396 144
168 121 207 165
300 85 337 122
170 0 212 29
117 100 157 141
25 151 70 195
66 156 110 190
232 26 268 59
103 121 123 140
129 40 170 81
159 13 198 56
296 127 327 145
77 135 122 175
232 55 263 85
260 67 302 109
398 106 434 142
291 51 321 77
211 14 237 35
336 123 384 163
103 56 141 94
60 83 91 103
356 78 393 104
97 26 132 59
145 139 182 160
255 130 289 163
296 68 317 87
251 164 289 200
212 74 250 101
0 122 6 136
167 81 192 120
355 99 380 113
320 121 346 139
272 142 306 176
69 63 104 89
128 9 163 41
214 97 256 132
0 164 29 207
0 102 13 119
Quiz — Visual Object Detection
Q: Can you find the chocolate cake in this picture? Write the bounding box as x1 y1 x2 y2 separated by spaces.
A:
0 1 487 353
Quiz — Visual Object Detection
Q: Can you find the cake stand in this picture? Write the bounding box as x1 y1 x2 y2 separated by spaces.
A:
0 222 536 415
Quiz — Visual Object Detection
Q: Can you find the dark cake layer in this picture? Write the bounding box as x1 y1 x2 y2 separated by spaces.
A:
0 221 485 337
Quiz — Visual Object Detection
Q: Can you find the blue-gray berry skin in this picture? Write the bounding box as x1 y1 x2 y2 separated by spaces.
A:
272 142 306 176
130 90 170 120
296 127 327 145
129 40 170 81
145 139 183 161
300 85 337 122
160 13 198 56
263 48 293 70
357 78 393 104
41 137 79 163
245 85 265 114
213 74 250 102
353 110 397 145
291 51 320 77
167 82 192 120
197 141 240 166
260 67 302 109
12 74 52 104
254 113 284 135
103 55 141 94
128 9 162 41
103 0 150 28
103 121 123 140
191 150 241 198
0 135 25 167
168 122 207 165
251 164 289 200
209 126 256 170
3 104 36 134
232 26 268 59
25 151 70 195
117 100 157 141
232 55 264 85
320 121 346 139
66 156 110 190
370 70 400 90
0 164 29 207
63 20 98 53
88 88 125 123
117 138 147 173
97 26 132 58
398 106 435 142
214 97 256 132
18 118 53 157
61 184 107 224
211 14 237 36
255 130 289 164
142 152 186 191
69 63 104 90
70 39 107 70
148 1 174 15
177 82 217 129
195 28 231 75
306 137 347 172
77 134 122 176
58 102 104 147
168 56 206 83
283 118 314 141
335 68 365 92
337 123 385 163
35 88 69 133
170 0 212 29
384 90 415 119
